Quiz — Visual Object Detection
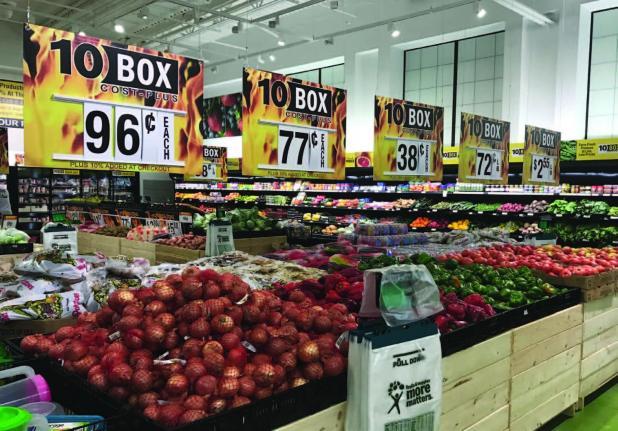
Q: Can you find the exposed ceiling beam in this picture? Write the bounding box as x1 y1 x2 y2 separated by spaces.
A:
491 0 554 25
30 0 85 12
251 0 323 23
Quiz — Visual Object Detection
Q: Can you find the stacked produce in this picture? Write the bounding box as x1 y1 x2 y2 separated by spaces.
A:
442 244 618 277
447 219 470 230
522 200 549 213
20 267 357 427
473 203 501 212
547 224 618 245
96 226 131 237
0 228 30 244
127 226 168 241
410 217 430 228
547 200 577 215
497 203 524 213
78 221 101 233
193 213 216 229
519 223 542 235
155 234 206 250
228 208 276 233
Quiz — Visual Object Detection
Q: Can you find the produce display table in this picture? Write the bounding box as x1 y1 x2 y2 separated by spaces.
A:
77 232 121 256
278 305 586 431
580 292 618 403
154 243 201 264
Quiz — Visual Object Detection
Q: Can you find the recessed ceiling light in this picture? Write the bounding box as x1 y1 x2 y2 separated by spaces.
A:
114 23 125 34
78 31 86 36
269 54 276 62
388 22 400 38
277 39 285 47
476 1 486 18
139 7 149 20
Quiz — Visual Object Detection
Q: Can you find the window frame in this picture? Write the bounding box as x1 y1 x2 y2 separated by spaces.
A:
403 30 505 146
288 63 345 87
584 6 618 139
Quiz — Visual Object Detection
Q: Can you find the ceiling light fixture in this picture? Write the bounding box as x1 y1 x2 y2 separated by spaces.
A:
388 22 400 38
257 55 265 64
269 54 276 62
114 23 125 34
139 7 149 20
268 16 279 28
330 0 339 10
476 1 486 18
232 21 243 34
324 36 334 45
78 31 86 36
277 39 286 47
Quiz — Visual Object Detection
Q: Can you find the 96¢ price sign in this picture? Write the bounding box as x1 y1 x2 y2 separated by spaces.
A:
531 154 555 183
395 139 432 176
474 148 502 180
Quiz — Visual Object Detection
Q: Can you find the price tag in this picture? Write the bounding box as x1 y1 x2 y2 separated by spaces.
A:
452 210 458 213
202 163 218 179
120 216 132 228
145 218 160 228
394 139 433 176
91 212 105 226
531 154 556 183
473 148 502 180
167 220 183 237
268 123 332 173
583 215 591 219
179 213 193 223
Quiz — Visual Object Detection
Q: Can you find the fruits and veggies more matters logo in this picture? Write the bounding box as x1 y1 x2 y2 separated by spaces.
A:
387 379 434 414
202 93 242 139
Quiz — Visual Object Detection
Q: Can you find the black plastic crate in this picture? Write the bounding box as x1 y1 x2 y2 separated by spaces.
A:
4 347 347 431
0 242 34 255
440 288 581 356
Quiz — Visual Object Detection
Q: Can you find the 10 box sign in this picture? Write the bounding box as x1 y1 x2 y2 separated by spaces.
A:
49 39 185 167
257 78 335 173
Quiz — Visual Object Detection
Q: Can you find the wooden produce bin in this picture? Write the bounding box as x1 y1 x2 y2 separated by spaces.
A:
580 293 618 402
119 238 156 262
155 243 201 264
198 235 288 258
77 232 121 256
0 317 76 340
440 332 511 431
509 305 583 431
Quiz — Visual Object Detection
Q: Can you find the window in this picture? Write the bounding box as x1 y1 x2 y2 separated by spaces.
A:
586 8 618 138
404 32 504 146
289 64 345 88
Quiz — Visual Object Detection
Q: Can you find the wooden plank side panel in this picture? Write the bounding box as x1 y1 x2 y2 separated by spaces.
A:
581 340 618 379
511 325 582 376
511 365 579 421
583 307 618 340
583 294 618 320
580 362 618 398
442 357 510 414
510 383 578 431
511 345 581 400
119 238 156 262
440 381 509 431
442 332 512 385
77 231 93 254
582 326 618 358
275 402 346 431
512 306 582 352
462 405 509 431
93 234 121 257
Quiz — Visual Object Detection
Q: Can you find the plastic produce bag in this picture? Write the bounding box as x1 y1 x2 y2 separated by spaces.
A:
13 251 84 282
0 291 86 321
361 265 443 326
105 257 150 279
346 320 442 431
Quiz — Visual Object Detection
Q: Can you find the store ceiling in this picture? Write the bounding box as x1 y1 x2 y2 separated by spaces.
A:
3 0 434 64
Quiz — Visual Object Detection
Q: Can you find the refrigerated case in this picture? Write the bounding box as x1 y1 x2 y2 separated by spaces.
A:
81 170 110 201
51 169 80 214
110 171 139 202
9 167 51 238
79 170 139 203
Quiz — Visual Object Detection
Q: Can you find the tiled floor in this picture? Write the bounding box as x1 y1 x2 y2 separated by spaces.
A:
553 384 618 431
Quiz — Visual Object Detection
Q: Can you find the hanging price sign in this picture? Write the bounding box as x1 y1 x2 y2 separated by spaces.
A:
523 125 560 185
185 146 227 181
458 113 510 184
167 220 183 237
242 67 346 179
23 24 203 174
374 97 443 181
120 216 132 228
91 212 105 226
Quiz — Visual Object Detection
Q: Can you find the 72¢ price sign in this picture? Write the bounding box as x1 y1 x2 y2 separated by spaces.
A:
459 113 510 184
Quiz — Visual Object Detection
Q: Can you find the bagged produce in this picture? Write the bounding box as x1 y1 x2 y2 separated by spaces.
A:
0 291 86 321
14 250 84 282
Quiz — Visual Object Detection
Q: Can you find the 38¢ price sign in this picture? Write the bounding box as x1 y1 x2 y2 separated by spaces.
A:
523 125 560 185
374 97 443 181
23 24 204 174
458 113 510 184
242 67 346 179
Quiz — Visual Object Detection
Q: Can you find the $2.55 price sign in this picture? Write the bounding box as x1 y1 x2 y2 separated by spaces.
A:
458 113 510 184
523 125 560 185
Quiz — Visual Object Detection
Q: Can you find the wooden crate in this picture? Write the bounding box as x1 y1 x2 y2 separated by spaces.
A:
0 317 76 339
535 269 618 290
274 402 346 431
580 293 618 400
77 232 121 256
234 235 287 255
510 305 582 430
440 331 512 431
155 243 201 264
119 238 156 263
581 281 617 302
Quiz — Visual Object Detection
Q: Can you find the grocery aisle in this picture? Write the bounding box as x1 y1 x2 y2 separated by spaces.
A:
552 384 618 431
